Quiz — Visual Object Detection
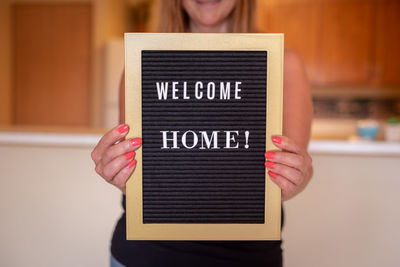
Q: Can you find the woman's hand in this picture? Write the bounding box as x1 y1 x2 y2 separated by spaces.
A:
265 135 313 201
91 124 142 194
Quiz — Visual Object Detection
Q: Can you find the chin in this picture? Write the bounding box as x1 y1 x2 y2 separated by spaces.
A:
183 0 237 27
197 13 224 26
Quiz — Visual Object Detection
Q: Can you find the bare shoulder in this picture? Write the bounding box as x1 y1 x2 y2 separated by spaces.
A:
284 48 305 74
284 48 301 61
283 48 309 94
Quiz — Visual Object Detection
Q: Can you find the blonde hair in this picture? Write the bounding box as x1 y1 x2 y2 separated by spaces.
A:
158 0 257 33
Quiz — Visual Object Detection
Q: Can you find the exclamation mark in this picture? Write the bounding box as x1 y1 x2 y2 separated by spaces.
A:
244 131 249 149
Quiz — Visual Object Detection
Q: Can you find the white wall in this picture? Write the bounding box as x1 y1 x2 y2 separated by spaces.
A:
0 142 399 266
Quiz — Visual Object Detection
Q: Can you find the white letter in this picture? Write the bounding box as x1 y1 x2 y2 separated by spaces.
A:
195 82 203 99
235 82 242 99
220 82 231 100
199 131 220 149
224 131 239 148
161 131 179 149
207 82 215 100
182 130 198 149
183 81 190 99
156 82 168 100
172 81 179 99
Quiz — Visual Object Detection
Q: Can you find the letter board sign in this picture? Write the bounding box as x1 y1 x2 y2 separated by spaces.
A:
125 33 283 240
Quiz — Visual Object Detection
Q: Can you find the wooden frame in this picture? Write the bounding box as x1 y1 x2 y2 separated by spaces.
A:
125 33 283 240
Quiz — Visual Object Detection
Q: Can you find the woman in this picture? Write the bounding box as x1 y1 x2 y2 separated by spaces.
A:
91 0 313 266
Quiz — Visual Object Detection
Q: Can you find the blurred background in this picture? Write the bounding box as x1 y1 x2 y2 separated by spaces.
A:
0 0 399 266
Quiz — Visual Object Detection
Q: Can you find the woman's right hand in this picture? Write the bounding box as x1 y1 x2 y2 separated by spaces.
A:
91 124 142 194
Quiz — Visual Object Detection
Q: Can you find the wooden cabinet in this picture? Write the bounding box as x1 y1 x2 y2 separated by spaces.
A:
13 4 92 126
317 0 375 85
257 0 400 87
258 0 320 85
373 0 400 86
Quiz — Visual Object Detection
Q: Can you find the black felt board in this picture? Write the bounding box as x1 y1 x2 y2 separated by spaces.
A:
141 50 267 223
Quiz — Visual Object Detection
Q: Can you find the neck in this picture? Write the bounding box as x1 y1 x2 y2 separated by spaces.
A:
189 19 230 33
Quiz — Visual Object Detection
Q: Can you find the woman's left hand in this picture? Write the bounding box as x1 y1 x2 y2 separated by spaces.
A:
264 135 313 201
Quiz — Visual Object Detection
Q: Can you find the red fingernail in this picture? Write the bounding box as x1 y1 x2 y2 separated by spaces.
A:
265 161 275 169
264 151 275 159
125 151 135 160
268 171 278 179
118 124 129 133
127 159 137 168
272 136 282 144
130 138 142 146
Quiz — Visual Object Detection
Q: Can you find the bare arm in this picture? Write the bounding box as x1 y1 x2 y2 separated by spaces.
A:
91 70 141 194
98 52 313 198
119 70 125 124
283 49 313 149
265 49 314 201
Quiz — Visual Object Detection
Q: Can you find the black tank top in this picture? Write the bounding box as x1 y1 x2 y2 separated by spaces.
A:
111 195 283 267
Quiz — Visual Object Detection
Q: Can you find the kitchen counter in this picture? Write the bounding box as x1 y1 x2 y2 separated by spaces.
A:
1 127 399 267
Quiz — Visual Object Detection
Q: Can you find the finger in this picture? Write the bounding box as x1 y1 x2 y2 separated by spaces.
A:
102 152 136 182
112 160 137 193
265 161 304 186
91 124 129 164
268 170 297 201
101 137 142 166
265 150 306 173
271 135 304 155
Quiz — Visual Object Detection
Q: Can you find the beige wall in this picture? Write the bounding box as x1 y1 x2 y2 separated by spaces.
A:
0 1 12 125
284 153 400 267
0 144 122 267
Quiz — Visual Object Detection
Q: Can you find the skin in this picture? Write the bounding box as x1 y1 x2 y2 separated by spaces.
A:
91 0 313 200
182 0 237 33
